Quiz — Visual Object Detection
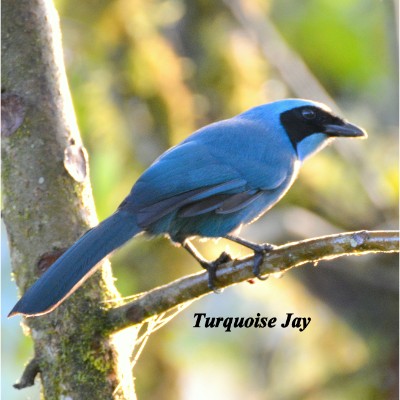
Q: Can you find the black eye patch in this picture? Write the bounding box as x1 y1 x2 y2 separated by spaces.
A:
280 105 344 150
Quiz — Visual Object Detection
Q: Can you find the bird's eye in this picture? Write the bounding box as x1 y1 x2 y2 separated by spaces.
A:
301 109 316 120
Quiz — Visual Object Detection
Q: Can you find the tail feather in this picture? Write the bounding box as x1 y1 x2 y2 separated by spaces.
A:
8 211 140 317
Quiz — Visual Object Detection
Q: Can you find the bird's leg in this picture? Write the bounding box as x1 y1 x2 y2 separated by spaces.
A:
225 235 275 280
182 240 232 293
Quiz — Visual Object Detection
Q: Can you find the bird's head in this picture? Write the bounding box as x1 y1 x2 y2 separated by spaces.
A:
241 99 367 161
277 99 367 161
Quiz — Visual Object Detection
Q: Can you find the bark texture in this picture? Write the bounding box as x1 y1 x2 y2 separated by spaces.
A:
2 0 137 398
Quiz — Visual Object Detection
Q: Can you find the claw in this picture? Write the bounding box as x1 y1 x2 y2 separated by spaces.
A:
253 251 269 281
224 235 275 281
182 241 233 293
200 252 232 293
252 244 275 281
214 251 232 265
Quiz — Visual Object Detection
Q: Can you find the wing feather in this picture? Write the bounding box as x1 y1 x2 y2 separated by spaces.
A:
135 179 246 227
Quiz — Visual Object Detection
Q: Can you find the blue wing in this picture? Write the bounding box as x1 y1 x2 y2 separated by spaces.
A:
122 116 297 229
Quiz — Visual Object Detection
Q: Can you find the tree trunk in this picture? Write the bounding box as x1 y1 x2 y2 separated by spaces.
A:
2 0 137 398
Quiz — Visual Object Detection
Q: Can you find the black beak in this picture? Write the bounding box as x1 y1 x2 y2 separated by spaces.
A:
324 121 367 138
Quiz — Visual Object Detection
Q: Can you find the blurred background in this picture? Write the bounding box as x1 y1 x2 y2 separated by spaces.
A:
2 0 398 399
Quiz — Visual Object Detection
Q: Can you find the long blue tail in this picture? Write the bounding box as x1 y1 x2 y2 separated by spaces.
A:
9 210 141 317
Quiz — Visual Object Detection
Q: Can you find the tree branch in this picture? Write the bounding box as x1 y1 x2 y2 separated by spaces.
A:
107 230 399 333
13 358 41 390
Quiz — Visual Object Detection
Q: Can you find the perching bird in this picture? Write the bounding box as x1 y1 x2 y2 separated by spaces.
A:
9 99 366 317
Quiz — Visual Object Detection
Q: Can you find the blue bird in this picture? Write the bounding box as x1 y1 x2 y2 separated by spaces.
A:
9 99 366 317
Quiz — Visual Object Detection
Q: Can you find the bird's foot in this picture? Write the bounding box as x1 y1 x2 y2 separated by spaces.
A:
251 243 275 281
200 251 232 293
225 235 275 281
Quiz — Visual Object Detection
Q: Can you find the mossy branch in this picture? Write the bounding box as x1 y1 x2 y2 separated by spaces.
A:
106 230 399 333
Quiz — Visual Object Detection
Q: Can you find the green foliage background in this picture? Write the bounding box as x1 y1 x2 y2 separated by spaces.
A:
2 0 398 399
